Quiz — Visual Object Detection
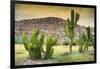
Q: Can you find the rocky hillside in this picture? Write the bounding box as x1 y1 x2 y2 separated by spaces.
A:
15 17 94 43
15 17 65 34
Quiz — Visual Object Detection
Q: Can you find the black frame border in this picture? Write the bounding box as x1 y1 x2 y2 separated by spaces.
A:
10 1 97 68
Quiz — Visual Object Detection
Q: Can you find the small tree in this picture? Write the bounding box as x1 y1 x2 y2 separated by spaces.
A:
64 10 80 53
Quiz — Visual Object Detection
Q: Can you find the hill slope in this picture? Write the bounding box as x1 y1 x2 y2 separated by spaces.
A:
15 17 93 43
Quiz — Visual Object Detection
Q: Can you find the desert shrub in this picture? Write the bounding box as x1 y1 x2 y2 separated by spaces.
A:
63 41 69 46
15 35 23 44
63 40 77 46
72 41 77 46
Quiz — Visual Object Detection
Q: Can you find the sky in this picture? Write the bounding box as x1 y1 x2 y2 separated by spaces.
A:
15 4 95 27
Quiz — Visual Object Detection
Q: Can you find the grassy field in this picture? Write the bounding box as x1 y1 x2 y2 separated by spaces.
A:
15 44 94 65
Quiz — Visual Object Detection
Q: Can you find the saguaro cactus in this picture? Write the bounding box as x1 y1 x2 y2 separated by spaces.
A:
64 10 80 53
83 26 93 52
77 26 93 53
44 35 57 59
77 32 86 53
22 29 45 59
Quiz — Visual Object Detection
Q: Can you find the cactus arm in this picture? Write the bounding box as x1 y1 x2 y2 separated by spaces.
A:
37 32 45 48
48 48 54 58
22 32 29 51
71 10 75 25
30 29 38 46
75 13 80 26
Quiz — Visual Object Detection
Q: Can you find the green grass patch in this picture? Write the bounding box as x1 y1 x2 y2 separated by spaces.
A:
15 44 94 65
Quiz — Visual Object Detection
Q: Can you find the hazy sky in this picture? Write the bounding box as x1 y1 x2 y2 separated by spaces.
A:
15 4 94 27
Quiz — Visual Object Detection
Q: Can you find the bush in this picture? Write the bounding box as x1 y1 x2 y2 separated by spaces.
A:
72 42 77 46
15 35 23 44
63 41 69 46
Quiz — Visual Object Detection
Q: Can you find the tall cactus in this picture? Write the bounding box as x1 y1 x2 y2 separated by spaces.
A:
22 32 29 51
44 35 57 59
77 32 86 53
83 26 93 52
22 29 45 59
77 26 93 53
64 10 80 53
